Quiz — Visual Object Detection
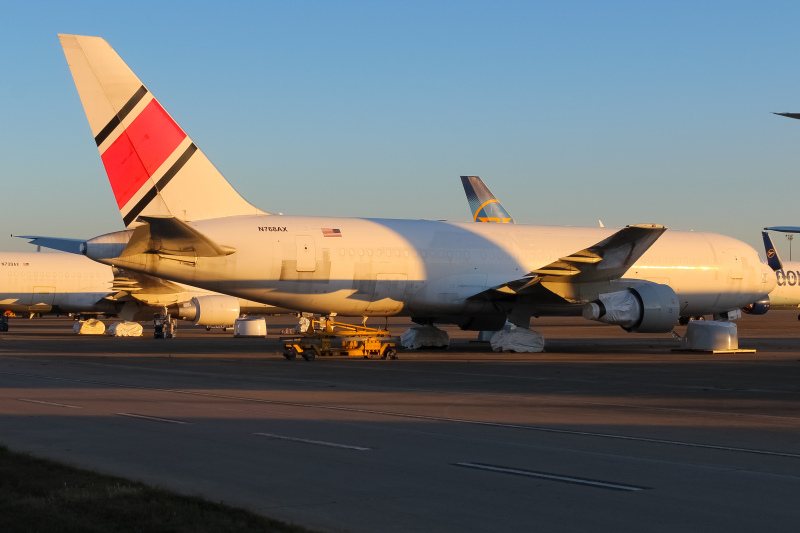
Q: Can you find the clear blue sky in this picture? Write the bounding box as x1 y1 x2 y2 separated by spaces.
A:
2 1 800 256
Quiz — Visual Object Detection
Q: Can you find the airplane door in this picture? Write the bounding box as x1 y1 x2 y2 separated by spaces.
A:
365 274 408 314
295 236 317 272
31 286 56 310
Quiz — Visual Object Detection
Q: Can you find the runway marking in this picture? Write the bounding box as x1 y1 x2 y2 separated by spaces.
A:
454 462 648 491
4 370 800 459
254 432 371 451
18 398 82 409
117 413 189 425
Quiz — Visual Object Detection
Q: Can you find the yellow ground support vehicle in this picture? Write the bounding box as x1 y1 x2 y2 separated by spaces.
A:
280 318 398 361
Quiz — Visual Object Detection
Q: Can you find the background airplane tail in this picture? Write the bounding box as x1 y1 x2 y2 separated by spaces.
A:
59 34 267 228
460 176 515 223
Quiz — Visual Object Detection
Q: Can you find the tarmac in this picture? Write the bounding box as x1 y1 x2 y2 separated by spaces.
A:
1 312 800 532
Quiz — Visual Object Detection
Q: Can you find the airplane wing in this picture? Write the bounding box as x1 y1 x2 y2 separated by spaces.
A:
774 113 800 120
105 267 187 300
470 223 667 299
15 235 85 254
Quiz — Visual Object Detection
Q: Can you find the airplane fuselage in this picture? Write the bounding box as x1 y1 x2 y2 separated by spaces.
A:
90 216 775 322
0 252 115 315
767 262 800 309
0 251 283 319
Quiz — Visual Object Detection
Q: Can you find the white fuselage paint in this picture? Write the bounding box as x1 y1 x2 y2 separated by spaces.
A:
0 252 114 314
0 252 278 317
93 216 776 319
767 261 800 309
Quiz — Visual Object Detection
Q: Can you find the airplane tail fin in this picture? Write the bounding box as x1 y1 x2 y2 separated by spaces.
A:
460 176 515 223
59 34 267 228
761 230 783 271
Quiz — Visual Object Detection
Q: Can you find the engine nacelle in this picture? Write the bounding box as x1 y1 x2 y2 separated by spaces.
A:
582 283 680 333
742 297 770 316
178 295 240 326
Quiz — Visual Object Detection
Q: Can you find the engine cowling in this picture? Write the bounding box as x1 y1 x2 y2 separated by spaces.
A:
581 283 680 333
178 295 240 326
742 298 770 316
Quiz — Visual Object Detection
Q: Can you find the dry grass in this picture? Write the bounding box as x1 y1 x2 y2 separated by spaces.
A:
0 445 316 533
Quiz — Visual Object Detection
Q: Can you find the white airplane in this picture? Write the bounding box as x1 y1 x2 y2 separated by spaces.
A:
1 251 116 317
50 34 774 345
0 250 288 327
761 229 800 313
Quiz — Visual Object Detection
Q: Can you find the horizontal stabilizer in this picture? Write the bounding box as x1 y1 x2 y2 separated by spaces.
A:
122 216 236 259
15 235 86 254
764 226 800 233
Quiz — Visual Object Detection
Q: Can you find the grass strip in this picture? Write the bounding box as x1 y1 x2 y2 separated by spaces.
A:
0 445 316 533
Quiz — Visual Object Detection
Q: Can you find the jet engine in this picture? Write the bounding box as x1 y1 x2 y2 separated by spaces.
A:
742 298 770 316
581 284 679 333
178 295 240 326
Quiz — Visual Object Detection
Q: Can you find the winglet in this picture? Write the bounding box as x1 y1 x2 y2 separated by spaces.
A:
460 176 515 223
762 230 783 271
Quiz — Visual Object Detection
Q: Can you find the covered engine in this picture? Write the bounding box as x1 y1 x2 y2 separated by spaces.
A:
742 297 770 315
178 295 240 326
581 284 679 333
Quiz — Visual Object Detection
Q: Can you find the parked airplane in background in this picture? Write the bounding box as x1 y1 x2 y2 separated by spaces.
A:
1 252 116 317
50 34 774 346
461 176 515 224
462 175 773 319
0 250 287 327
761 229 800 314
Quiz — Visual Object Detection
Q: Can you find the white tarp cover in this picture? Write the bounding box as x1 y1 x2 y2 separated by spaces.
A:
681 320 738 350
400 325 450 350
582 291 641 328
490 327 545 353
234 317 267 337
73 319 106 335
295 316 312 333
107 321 143 337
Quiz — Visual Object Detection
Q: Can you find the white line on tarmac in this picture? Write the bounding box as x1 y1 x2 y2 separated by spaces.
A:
18 398 82 409
454 462 648 491
5 371 800 459
116 413 189 425
254 432 371 450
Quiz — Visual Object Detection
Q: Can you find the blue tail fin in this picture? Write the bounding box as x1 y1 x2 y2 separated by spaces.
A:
762 230 783 271
460 176 515 223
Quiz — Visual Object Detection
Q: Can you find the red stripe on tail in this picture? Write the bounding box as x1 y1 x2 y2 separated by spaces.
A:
100 100 187 208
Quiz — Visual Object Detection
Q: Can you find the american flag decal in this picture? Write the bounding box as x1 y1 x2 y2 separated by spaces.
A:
321 228 342 237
